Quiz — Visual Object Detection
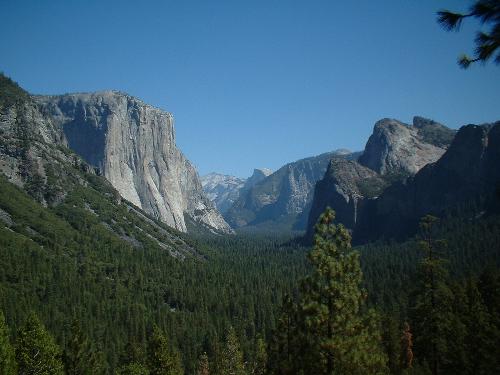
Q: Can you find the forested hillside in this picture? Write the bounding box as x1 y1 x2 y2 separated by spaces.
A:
1 166 499 373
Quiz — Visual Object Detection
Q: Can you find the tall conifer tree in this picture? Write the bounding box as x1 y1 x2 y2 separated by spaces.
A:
64 319 104 375
0 310 16 375
220 326 245 375
411 215 454 375
16 312 64 375
147 326 183 375
299 207 388 375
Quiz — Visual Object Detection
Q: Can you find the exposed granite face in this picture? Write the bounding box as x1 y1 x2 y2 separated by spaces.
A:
306 158 387 239
35 92 232 233
225 150 356 231
354 122 500 244
358 117 454 176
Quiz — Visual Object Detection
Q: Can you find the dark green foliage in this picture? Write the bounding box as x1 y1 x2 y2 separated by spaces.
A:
410 216 454 375
299 208 388 374
437 1 500 68
1 165 499 373
147 326 183 375
267 295 301 375
0 310 17 375
64 319 105 375
252 336 267 375
116 363 150 375
16 313 64 375
270 208 388 375
219 327 245 375
415 122 455 149
0 168 309 373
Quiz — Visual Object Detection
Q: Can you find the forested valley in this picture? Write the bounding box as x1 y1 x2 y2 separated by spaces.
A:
1 167 499 374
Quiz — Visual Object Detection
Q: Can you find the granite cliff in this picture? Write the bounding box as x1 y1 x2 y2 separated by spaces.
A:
35 91 232 233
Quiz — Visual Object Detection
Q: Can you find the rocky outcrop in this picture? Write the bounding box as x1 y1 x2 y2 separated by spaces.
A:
35 91 232 233
358 117 454 176
305 158 386 239
354 122 500 243
225 150 356 231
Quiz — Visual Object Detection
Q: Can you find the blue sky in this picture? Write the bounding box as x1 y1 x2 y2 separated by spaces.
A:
1 0 499 177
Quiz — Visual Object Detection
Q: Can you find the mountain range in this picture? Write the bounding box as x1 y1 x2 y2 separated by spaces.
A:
2 72 498 246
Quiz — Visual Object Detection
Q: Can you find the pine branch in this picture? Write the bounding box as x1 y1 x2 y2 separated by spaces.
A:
437 10 470 31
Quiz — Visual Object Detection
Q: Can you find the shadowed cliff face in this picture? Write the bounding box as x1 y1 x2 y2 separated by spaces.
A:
305 158 387 240
305 116 457 243
35 92 232 234
354 122 500 244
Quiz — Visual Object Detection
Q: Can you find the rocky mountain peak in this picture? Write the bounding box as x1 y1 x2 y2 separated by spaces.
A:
243 168 273 190
358 117 452 176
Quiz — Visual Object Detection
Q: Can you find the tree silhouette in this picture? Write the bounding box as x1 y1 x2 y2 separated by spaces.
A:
437 0 500 68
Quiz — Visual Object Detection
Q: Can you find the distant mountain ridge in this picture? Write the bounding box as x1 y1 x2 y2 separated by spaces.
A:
201 173 246 214
225 150 359 231
201 168 272 214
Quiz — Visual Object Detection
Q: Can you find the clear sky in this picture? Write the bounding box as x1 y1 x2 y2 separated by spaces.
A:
1 0 499 178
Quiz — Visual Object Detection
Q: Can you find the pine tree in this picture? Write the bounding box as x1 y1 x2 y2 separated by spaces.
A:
147 325 183 375
117 339 149 375
116 362 150 375
16 312 64 375
252 336 267 375
267 295 301 375
299 207 388 375
0 310 17 375
461 278 499 374
411 215 455 375
64 319 103 375
196 352 209 375
220 326 245 375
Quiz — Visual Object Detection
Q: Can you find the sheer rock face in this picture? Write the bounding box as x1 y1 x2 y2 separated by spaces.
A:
358 117 454 176
35 92 232 233
306 158 386 239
